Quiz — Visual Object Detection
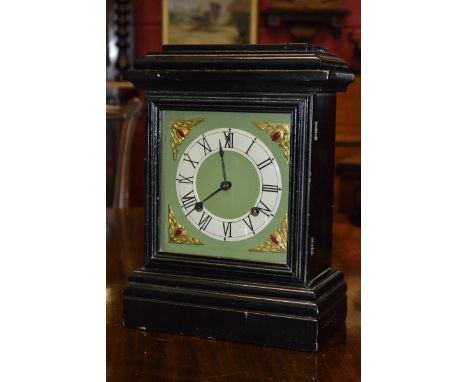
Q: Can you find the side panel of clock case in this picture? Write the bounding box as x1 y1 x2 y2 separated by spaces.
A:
309 93 337 276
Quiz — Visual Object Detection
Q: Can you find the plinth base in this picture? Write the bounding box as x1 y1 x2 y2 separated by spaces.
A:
123 268 346 351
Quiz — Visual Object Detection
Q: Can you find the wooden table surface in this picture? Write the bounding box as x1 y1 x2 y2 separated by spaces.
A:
107 208 361 382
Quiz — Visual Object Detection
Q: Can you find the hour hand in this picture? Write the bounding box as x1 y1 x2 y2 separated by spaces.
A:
219 140 227 182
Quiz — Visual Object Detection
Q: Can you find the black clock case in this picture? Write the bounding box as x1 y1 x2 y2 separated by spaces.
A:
123 44 354 351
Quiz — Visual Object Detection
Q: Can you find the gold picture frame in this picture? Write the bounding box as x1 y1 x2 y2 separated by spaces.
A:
162 0 258 45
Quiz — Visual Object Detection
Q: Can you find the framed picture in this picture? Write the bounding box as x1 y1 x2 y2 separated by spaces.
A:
162 0 258 45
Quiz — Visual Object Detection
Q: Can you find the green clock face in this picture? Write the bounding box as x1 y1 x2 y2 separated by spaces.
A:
160 110 291 264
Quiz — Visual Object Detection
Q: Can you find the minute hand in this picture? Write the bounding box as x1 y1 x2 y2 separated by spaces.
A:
219 140 227 182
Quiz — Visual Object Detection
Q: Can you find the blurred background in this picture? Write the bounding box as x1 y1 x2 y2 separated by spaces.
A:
106 0 360 226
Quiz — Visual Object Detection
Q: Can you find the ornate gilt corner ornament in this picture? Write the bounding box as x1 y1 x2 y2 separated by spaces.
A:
252 122 290 162
168 205 203 245
170 118 205 159
249 215 288 253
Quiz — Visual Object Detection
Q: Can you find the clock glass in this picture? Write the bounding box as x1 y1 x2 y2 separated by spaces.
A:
160 110 291 264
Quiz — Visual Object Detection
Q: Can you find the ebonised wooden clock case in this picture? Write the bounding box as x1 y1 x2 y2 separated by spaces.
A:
123 43 354 351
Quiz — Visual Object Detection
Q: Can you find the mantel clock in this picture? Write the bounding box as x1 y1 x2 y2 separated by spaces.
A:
123 43 354 351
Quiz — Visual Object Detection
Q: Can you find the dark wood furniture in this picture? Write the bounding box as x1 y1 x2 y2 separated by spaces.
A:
336 155 361 227
335 75 360 163
107 208 361 381
107 0 135 80
262 6 350 42
334 76 360 226
106 80 138 106
106 84 142 207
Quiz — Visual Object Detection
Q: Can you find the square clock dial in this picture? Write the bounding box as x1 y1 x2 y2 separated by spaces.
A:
160 110 291 264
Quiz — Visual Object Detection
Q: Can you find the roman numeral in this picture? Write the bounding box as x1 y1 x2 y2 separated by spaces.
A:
224 129 234 148
257 200 273 217
197 135 212 155
177 174 194 184
257 158 274 170
183 153 199 169
242 215 255 234
181 190 197 210
198 212 212 231
245 138 256 155
222 221 232 240
262 184 280 193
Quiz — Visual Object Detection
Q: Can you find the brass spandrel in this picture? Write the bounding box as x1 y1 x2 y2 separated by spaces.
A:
249 214 288 253
168 205 203 245
170 118 205 160
251 121 290 163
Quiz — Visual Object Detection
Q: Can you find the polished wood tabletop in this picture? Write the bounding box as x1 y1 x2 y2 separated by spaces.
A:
107 208 361 382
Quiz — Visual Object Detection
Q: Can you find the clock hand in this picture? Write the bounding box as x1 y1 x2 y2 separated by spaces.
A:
218 140 227 182
194 180 231 211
